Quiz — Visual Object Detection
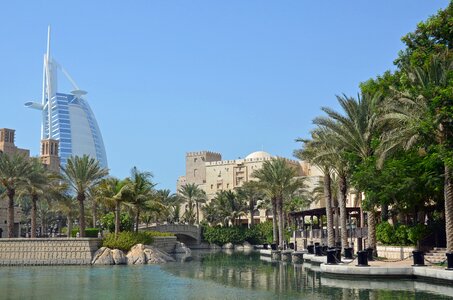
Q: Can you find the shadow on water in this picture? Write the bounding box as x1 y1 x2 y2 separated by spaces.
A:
162 250 453 300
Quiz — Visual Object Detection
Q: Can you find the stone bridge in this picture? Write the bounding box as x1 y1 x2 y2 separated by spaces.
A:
143 224 202 246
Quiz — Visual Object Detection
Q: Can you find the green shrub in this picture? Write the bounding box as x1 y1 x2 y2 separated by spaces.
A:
395 225 409 245
203 221 273 246
145 231 174 237
102 231 154 252
407 224 428 245
71 227 100 238
100 212 134 233
376 221 395 245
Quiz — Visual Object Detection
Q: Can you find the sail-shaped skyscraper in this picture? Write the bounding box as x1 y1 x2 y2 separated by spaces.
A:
25 27 108 169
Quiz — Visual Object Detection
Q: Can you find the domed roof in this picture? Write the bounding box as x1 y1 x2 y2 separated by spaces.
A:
245 151 272 160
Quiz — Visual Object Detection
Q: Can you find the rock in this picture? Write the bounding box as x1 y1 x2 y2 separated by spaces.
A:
127 244 147 265
144 245 175 263
243 241 253 249
174 242 192 255
111 249 127 265
92 247 114 265
223 242 234 249
210 244 221 250
234 245 244 251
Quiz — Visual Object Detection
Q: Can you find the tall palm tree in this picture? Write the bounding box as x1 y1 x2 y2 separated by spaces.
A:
156 189 181 223
313 92 383 254
252 158 305 248
381 51 453 251
236 181 264 227
124 167 155 232
295 132 336 248
178 183 206 225
0 153 33 237
18 157 56 238
61 155 108 237
296 128 351 251
95 177 129 236
52 189 78 238
214 190 247 226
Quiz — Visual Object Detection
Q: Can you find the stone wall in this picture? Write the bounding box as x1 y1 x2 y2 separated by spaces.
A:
377 245 416 260
152 236 177 253
0 238 101 266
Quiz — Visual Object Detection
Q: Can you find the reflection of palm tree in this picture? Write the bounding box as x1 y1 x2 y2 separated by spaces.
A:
61 155 108 237
0 153 33 237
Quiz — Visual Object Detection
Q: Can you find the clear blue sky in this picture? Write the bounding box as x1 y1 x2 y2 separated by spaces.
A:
0 1 449 191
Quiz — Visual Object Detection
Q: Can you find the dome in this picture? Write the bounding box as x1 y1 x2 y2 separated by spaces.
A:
245 151 272 160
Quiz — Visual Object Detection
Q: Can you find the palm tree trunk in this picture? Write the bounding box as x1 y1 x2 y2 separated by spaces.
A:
31 194 38 238
444 164 453 252
367 209 377 256
339 174 348 250
115 200 121 236
67 215 73 238
7 188 15 238
196 202 200 224
249 200 254 227
92 202 97 228
323 172 335 248
277 197 284 249
272 198 278 245
78 193 86 237
135 209 140 233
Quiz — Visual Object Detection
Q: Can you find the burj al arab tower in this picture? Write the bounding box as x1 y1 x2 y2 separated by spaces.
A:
25 27 108 169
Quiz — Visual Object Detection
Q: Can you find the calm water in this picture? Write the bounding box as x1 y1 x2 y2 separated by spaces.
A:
0 250 452 299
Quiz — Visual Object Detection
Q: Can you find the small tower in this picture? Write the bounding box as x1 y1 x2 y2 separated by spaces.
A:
0 128 16 154
40 139 60 173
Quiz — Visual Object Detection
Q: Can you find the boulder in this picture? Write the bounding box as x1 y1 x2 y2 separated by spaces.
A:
92 247 114 265
243 241 253 249
234 245 244 251
111 249 127 265
210 244 221 250
144 245 175 263
223 242 234 249
127 244 147 265
174 242 192 255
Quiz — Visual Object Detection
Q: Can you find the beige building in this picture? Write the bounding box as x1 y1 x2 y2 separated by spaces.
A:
177 150 324 224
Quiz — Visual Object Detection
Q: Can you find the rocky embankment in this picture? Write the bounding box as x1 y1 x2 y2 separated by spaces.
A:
92 242 191 265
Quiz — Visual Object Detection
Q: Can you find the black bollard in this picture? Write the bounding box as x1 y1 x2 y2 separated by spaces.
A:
322 246 328 256
289 242 295 250
344 247 353 259
307 245 314 254
315 245 323 256
326 249 337 265
271 243 277 250
366 247 374 261
357 250 369 267
335 248 341 262
314 242 320 247
446 252 453 270
412 250 425 266
263 243 268 249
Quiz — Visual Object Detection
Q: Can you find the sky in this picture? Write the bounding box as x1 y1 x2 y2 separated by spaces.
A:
0 1 450 192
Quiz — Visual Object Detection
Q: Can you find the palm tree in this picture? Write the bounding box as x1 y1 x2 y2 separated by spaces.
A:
156 189 181 223
252 158 306 248
381 51 453 252
124 167 155 232
313 92 383 254
18 157 56 238
0 153 33 237
178 183 206 225
236 181 264 227
95 177 129 236
61 155 108 237
296 128 351 250
295 133 336 248
214 190 247 226
52 191 78 238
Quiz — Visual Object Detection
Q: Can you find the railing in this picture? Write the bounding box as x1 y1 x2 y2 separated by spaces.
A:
295 227 368 240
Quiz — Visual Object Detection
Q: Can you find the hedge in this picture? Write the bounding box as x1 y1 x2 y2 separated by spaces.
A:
203 221 273 246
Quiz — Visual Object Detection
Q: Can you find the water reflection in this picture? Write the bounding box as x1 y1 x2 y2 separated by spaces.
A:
162 250 453 300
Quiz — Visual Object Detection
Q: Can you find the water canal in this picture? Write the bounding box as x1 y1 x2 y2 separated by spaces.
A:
0 250 451 299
